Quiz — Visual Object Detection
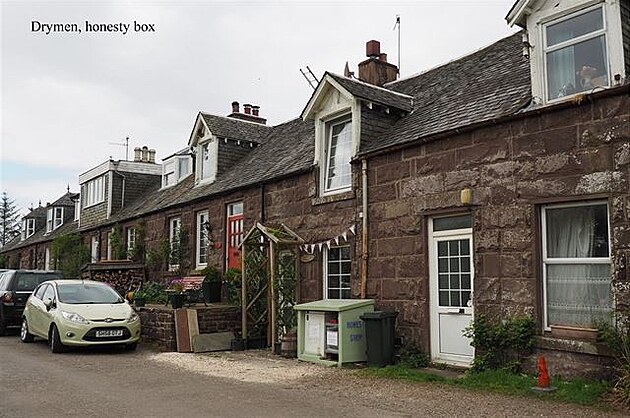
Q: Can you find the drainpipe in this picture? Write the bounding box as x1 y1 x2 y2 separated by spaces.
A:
361 158 368 299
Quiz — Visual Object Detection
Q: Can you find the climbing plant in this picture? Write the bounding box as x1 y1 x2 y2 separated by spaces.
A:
275 249 298 335
50 233 91 278
108 225 126 260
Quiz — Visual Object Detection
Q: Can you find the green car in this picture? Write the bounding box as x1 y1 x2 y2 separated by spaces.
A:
21 279 141 352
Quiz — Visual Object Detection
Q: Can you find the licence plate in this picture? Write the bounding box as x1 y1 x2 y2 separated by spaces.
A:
95 329 123 338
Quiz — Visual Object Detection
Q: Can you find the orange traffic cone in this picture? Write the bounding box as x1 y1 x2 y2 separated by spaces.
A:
531 355 557 393
537 356 550 388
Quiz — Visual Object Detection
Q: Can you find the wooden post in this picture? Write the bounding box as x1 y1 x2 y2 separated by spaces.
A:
241 243 247 341
269 241 276 347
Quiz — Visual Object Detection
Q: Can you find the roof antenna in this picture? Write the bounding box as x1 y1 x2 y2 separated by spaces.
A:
393 14 401 77
299 66 320 90
108 136 130 160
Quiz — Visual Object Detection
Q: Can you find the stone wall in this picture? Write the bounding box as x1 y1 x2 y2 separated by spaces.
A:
137 305 241 351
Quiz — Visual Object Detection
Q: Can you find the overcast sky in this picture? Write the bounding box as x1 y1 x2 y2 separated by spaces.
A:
1 0 518 215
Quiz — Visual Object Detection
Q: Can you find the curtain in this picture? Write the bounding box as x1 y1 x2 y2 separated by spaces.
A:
547 46 576 99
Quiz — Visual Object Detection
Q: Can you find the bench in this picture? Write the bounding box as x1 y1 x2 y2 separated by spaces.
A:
166 277 206 307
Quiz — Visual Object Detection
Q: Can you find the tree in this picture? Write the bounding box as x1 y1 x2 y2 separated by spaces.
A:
0 192 21 247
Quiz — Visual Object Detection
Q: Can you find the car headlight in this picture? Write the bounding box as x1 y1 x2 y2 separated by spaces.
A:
127 312 139 323
61 311 89 324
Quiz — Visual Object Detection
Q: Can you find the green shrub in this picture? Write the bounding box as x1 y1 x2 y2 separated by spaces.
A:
399 344 430 368
464 315 536 373
224 267 242 306
139 282 168 304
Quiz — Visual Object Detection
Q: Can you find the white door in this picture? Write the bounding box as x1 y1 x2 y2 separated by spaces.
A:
429 216 474 366
304 311 325 356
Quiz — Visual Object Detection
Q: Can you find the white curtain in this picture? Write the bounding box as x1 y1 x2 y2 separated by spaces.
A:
546 207 610 327
547 46 575 99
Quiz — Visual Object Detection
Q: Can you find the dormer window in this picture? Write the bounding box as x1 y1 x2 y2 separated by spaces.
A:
544 5 609 100
162 155 192 188
46 207 63 233
199 140 217 183
21 218 35 240
85 175 105 207
324 118 353 193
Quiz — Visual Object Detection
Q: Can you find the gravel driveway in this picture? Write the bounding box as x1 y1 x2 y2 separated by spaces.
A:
150 349 627 417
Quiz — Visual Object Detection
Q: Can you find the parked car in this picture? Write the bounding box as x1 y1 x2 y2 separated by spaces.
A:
21 279 140 352
0 269 63 335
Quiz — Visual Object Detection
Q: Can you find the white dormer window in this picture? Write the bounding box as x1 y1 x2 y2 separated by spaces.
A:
162 155 192 188
544 5 609 101
324 118 353 193
21 218 35 240
199 140 217 183
46 207 63 233
85 176 105 207
74 197 80 221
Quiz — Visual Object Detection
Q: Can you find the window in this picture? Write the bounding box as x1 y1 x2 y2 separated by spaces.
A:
169 217 181 270
162 157 192 188
179 158 190 178
226 202 244 269
85 176 105 207
91 236 99 262
324 246 351 299
544 6 609 100
45 247 51 270
46 207 63 233
196 211 209 268
74 197 80 221
126 227 136 256
21 218 35 240
542 202 611 329
199 141 216 182
324 119 352 193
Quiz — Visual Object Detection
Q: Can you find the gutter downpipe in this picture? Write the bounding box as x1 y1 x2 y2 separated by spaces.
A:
361 158 368 299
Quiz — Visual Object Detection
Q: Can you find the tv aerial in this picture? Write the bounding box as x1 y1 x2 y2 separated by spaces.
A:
109 136 130 160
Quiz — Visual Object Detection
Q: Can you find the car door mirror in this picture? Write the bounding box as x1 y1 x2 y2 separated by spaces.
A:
44 298 54 311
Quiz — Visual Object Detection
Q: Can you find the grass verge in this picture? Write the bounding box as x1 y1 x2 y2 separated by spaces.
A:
360 366 612 408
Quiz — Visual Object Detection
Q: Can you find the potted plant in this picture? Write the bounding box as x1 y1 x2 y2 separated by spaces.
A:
168 278 185 309
201 266 222 303
133 289 146 307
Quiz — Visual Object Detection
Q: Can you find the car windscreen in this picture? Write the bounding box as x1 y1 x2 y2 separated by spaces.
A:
57 283 124 304
14 273 62 291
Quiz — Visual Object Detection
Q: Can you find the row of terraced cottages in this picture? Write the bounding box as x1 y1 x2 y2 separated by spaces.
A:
3 0 629 379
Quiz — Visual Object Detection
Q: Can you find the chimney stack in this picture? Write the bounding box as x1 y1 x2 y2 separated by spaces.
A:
357 39 399 86
227 101 266 124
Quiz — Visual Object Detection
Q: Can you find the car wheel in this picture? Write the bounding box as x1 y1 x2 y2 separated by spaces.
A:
125 342 138 351
20 318 34 343
49 324 67 353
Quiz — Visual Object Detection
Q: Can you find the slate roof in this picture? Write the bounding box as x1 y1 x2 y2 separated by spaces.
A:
327 73 414 112
106 118 314 223
358 31 531 155
24 206 47 219
3 219 79 251
51 192 79 207
201 113 272 144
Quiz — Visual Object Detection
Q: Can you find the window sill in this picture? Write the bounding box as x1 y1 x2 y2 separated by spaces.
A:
536 335 614 357
312 190 355 206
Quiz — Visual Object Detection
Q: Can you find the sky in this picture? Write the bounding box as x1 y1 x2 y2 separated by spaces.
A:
0 0 519 215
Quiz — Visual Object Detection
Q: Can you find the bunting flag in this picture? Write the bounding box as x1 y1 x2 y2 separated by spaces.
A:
299 224 357 254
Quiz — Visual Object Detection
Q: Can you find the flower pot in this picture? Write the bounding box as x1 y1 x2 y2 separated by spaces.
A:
202 281 222 303
134 297 146 307
169 293 185 309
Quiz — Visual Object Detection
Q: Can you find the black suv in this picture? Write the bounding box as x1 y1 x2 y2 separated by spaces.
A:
0 270 63 335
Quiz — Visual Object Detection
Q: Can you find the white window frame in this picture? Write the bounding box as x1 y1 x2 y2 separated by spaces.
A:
322 117 353 195
197 139 218 184
46 207 63 233
541 201 612 330
74 197 80 221
22 218 35 240
85 176 105 207
324 245 352 300
169 217 181 270
91 236 99 262
542 4 609 102
126 227 136 257
196 211 209 269
45 247 51 270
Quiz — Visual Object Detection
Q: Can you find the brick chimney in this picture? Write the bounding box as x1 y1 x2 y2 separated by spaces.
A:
227 101 266 124
357 40 399 86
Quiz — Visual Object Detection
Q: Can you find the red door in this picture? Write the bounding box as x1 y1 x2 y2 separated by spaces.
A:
227 214 243 269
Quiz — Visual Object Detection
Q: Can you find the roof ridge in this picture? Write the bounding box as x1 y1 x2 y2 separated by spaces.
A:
328 72 414 99
384 30 522 87
200 112 272 128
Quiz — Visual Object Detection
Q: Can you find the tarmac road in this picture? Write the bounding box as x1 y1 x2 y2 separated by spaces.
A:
0 332 626 418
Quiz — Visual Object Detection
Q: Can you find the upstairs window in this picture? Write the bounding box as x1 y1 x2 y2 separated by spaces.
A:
542 202 611 329
74 197 80 221
544 6 609 100
199 140 217 182
46 207 63 233
324 119 352 193
85 176 105 207
21 218 36 240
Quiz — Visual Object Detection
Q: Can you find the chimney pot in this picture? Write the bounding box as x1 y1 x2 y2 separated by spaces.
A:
134 147 142 162
252 105 260 116
366 40 380 57
231 101 239 113
141 146 149 162
379 53 387 63
148 149 156 164
243 104 252 115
